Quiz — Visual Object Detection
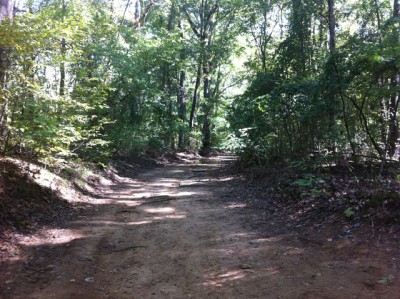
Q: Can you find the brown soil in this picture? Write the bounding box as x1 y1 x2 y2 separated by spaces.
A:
1 155 399 298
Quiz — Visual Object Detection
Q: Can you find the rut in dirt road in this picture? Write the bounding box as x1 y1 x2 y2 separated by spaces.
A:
1 155 399 299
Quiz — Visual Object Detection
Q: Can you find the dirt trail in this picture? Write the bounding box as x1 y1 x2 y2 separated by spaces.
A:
1 155 399 298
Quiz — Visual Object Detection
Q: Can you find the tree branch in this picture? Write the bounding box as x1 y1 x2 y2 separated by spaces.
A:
181 5 201 37
134 0 159 29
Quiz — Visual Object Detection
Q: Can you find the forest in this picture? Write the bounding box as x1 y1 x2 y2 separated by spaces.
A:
0 0 398 168
0 1 400 297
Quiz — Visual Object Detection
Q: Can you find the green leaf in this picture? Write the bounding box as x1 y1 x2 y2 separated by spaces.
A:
344 208 355 218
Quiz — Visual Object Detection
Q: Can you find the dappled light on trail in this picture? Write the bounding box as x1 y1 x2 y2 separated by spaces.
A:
202 270 247 287
144 207 176 214
226 203 247 209
18 229 85 247
2 155 399 299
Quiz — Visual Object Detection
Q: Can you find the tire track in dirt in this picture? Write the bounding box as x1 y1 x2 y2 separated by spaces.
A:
1 155 399 298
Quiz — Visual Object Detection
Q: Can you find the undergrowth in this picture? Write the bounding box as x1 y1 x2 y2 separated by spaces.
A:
235 155 400 232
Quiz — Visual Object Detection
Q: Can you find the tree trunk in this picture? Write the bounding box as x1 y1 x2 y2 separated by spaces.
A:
189 64 201 130
327 0 336 152
388 0 399 157
177 68 186 148
0 0 15 151
60 0 66 96
201 59 211 151
328 0 335 54
130 95 138 124
0 0 14 83
202 65 221 153
176 19 186 149
60 38 66 96
182 1 218 145
135 0 141 22
202 61 214 152
0 0 13 20
201 115 211 151
162 3 177 150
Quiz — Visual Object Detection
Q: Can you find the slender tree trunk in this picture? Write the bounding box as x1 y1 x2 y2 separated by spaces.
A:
130 95 138 124
189 64 202 130
388 0 399 157
327 0 336 153
0 0 15 151
0 0 14 84
182 1 218 149
328 0 335 53
325 0 356 155
203 62 210 99
202 65 221 153
134 0 156 29
135 0 141 22
60 0 66 96
346 95 384 160
60 38 66 96
201 116 211 151
161 3 177 150
177 19 187 149
201 59 211 152
177 69 186 147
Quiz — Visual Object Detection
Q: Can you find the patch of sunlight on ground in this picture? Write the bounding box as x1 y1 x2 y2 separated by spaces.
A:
202 267 280 287
178 181 201 187
147 182 179 187
74 220 152 226
118 183 145 189
202 270 246 287
144 207 176 214
19 229 84 247
218 176 234 182
114 200 143 207
227 232 257 239
144 191 202 198
166 169 186 174
252 236 285 243
112 190 202 204
126 220 154 225
152 214 187 220
226 203 247 209
282 247 304 256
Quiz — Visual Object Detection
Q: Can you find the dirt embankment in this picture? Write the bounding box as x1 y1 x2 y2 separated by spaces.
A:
1 155 399 298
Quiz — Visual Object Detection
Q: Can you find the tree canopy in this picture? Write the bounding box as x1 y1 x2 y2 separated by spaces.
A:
0 0 398 169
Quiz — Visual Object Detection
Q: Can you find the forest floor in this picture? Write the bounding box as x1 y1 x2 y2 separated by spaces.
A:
1 154 400 298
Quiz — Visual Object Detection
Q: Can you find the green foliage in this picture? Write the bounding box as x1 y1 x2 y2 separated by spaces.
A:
0 0 114 162
293 174 325 188
344 207 355 218
229 0 400 169
0 0 398 169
